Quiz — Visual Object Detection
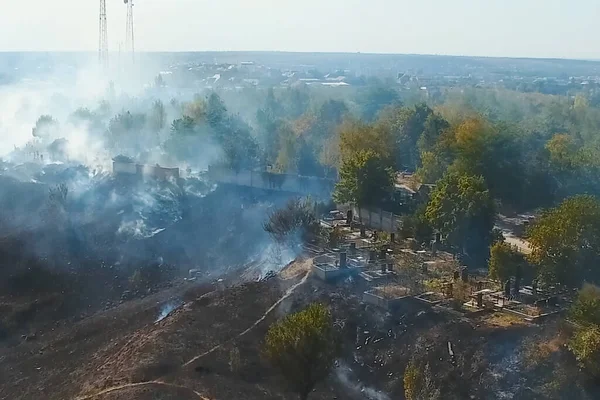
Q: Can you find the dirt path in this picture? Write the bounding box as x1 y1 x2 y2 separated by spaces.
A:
74 381 209 400
74 268 311 399
183 269 310 366
496 215 532 254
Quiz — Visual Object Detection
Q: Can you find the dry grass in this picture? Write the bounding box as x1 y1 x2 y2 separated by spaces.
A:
375 285 411 299
523 335 566 368
279 258 312 280
484 312 528 327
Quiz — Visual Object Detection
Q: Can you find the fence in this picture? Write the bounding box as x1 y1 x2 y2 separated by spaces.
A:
352 206 402 234
206 166 335 199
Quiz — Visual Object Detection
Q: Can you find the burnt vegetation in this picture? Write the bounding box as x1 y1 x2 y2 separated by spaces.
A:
4 52 600 399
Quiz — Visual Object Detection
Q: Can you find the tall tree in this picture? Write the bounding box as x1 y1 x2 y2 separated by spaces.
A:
356 86 401 121
149 100 167 133
488 241 525 283
425 171 495 265
333 149 394 212
527 195 600 286
377 103 433 171
264 303 339 400
338 119 394 165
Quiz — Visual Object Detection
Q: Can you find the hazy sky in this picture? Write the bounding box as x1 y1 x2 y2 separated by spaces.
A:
1 0 598 59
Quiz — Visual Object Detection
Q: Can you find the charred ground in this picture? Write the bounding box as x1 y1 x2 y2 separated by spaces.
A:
1 255 595 400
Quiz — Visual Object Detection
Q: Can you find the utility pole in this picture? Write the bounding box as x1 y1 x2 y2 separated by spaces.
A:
99 0 108 69
125 0 135 63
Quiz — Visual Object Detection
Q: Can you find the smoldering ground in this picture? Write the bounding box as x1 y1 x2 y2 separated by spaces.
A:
0 56 321 342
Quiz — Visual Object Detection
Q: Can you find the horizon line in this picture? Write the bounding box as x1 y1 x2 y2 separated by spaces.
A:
0 50 598 63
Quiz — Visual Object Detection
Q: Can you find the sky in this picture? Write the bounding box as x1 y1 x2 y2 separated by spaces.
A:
1 0 598 59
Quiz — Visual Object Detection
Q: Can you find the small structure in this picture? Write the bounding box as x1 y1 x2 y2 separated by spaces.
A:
112 155 137 175
312 252 365 282
363 285 413 310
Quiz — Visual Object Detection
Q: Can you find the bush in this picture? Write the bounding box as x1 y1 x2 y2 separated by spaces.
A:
568 325 600 377
263 198 320 243
570 284 600 326
404 360 440 400
264 303 339 400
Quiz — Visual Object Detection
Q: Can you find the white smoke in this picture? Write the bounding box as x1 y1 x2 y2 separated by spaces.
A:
0 59 110 159
335 362 391 400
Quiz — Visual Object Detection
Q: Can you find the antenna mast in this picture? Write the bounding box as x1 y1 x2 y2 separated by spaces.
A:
99 0 108 68
125 0 135 63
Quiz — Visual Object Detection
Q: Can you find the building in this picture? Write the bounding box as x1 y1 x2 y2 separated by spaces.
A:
394 172 434 205
112 155 137 175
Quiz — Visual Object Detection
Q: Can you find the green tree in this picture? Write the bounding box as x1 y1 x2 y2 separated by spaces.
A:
338 119 394 164
333 149 394 212
377 103 434 170
425 172 495 265
264 303 339 400
417 113 450 155
570 284 600 327
206 92 227 127
356 86 401 121
527 195 600 286
170 116 197 136
568 325 600 378
488 241 524 283
399 205 434 245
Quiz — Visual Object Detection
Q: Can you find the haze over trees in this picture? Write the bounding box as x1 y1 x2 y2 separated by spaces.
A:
8 52 600 400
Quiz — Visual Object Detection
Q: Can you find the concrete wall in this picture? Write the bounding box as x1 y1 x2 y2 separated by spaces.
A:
142 165 180 181
113 162 180 181
207 166 334 198
113 161 137 175
363 291 420 311
352 206 402 233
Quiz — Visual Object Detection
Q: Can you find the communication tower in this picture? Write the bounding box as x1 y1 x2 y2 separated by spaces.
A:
125 0 135 62
99 0 108 68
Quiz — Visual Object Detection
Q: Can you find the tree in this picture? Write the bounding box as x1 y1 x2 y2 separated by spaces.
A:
149 100 166 132
218 115 259 171
32 115 59 139
107 111 147 149
170 116 197 136
154 74 165 88
488 241 524 283
570 284 600 327
356 86 401 121
264 303 339 400
425 172 495 265
338 119 394 165
567 285 600 378
184 95 207 123
568 325 600 378
263 198 320 243
377 103 434 170
404 360 441 400
417 113 450 155
206 92 227 128
399 205 434 245
546 134 578 170
527 195 600 286
333 149 394 212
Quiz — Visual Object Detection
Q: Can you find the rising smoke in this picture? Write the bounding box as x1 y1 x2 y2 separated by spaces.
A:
0 53 308 297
